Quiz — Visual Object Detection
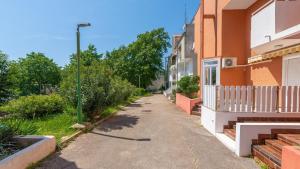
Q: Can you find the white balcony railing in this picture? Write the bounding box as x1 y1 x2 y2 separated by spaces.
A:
203 85 300 113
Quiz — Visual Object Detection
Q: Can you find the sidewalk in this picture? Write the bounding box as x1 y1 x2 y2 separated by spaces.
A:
39 94 259 169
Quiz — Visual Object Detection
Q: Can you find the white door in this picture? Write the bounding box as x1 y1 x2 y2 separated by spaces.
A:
284 54 300 86
202 60 220 86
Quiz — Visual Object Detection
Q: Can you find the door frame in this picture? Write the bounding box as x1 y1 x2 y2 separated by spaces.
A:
282 53 300 86
202 58 221 86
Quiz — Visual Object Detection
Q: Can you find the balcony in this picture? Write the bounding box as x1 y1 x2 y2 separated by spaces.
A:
250 0 300 55
203 85 300 113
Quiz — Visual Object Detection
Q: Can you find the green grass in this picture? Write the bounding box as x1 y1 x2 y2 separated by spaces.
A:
1 113 77 144
259 163 268 169
1 94 146 145
101 106 120 118
254 157 269 169
30 113 77 144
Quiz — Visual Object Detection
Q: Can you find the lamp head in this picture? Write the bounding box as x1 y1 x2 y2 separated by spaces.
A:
77 23 91 29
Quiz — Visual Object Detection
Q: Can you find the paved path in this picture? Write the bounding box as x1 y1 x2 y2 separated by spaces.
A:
39 95 259 169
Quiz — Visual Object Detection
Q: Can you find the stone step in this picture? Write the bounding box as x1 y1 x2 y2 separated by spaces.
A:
228 121 236 126
223 128 236 140
252 145 282 169
278 134 300 146
271 129 300 135
223 124 232 129
191 111 201 116
237 117 300 123
265 139 291 152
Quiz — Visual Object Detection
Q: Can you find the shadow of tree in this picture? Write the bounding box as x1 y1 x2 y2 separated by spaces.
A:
95 114 139 132
126 103 142 108
141 110 152 112
90 131 150 142
37 153 80 169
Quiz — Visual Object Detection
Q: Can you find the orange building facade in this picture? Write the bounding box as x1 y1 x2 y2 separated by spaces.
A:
194 0 300 100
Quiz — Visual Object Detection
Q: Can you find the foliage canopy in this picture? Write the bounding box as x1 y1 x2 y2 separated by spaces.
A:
9 52 61 96
105 28 170 88
0 51 11 104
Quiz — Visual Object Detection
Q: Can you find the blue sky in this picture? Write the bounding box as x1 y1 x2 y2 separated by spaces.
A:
0 0 200 66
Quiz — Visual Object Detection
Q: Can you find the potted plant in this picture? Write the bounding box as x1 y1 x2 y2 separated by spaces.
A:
176 76 201 114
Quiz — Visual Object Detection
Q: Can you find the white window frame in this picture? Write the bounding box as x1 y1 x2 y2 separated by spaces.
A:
282 53 300 86
202 58 221 85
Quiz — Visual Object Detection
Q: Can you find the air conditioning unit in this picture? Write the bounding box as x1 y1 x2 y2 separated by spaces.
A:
222 57 237 68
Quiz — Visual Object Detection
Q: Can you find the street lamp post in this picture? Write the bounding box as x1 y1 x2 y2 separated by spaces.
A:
76 23 91 123
138 75 141 88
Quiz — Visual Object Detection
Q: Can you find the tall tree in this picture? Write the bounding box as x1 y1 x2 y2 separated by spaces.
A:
106 28 170 88
70 44 103 66
0 51 11 103
11 52 61 96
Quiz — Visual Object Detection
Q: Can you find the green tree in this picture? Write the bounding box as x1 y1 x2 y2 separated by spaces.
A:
60 45 135 118
70 44 103 66
106 28 170 88
11 52 61 96
0 51 11 103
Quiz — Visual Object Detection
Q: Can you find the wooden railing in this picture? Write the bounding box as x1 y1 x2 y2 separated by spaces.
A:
203 85 300 113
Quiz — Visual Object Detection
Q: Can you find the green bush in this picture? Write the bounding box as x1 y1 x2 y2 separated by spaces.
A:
177 75 200 99
0 124 14 143
60 60 136 118
0 94 65 119
133 88 147 96
107 77 135 105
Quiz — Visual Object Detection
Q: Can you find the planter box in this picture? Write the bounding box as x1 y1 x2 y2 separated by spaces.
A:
282 146 300 169
176 93 201 115
0 136 56 169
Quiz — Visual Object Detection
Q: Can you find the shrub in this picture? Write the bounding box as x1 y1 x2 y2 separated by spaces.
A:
177 75 200 99
133 88 147 96
0 94 65 119
107 77 136 105
1 118 37 136
60 61 136 118
0 124 14 143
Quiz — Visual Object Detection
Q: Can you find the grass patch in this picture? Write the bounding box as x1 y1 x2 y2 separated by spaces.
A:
101 106 119 118
1 113 77 144
1 93 146 145
254 157 269 169
30 113 77 144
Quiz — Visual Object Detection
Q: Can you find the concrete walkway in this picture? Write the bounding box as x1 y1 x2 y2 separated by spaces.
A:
39 95 259 169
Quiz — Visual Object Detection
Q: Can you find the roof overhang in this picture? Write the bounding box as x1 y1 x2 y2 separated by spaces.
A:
224 0 259 10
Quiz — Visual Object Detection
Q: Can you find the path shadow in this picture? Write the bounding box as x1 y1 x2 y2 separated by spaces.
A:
91 131 151 142
95 114 139 132
37 153 80 169
141 110 152 112
126 103 142 107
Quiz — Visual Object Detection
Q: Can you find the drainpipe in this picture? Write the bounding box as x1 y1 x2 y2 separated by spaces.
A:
200 0 205 100
215 0 218 57
201 0 204 61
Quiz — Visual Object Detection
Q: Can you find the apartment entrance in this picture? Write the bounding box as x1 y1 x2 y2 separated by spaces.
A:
283 53 300 86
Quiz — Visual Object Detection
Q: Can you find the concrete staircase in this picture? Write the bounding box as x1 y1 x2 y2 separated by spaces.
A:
223 117 300 141
191 103 202 116
252 129 300 169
